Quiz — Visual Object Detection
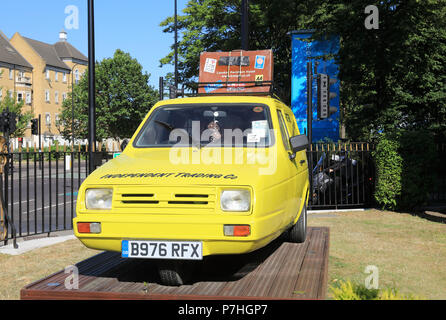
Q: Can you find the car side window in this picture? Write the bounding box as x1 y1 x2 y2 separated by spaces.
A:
285 112 299 136
277 110 291 151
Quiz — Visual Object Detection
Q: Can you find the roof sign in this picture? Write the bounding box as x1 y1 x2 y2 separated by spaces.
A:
198 49 274 95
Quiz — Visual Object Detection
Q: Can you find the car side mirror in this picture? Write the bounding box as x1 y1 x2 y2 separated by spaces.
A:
289 134 309 154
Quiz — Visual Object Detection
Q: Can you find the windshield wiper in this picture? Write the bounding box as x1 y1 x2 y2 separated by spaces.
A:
154 120 201 149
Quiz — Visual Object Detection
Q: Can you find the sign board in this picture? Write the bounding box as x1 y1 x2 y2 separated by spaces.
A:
317 74 329 119
198 50 274 95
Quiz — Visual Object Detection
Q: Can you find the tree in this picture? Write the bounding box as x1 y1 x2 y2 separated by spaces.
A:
159 0 320 104
310 0 446 141
60 49 159 141
160 0 446 141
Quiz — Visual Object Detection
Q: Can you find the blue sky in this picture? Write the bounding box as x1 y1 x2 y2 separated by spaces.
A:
1 0 189 88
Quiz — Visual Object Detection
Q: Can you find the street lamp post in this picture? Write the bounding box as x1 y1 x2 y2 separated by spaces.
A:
88 0 96 174
174 0 178 90
241 0 249 50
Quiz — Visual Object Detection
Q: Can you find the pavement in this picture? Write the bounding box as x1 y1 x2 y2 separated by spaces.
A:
0 231 75 256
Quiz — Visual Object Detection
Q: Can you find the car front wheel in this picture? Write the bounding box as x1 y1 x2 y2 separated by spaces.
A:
157 260 194 286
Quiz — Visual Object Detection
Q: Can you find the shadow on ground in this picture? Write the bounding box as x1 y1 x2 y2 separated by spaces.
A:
411 203 446 224
78 234 288 286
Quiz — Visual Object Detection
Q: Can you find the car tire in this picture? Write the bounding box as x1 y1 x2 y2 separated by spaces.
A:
289 203 307 243
157 260 193 286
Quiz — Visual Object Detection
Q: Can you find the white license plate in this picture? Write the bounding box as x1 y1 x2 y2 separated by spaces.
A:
121 240 203 260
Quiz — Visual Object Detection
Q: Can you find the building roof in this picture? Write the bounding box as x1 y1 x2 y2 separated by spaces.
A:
54 41 88 62
0 32 33 69
22 37 71 71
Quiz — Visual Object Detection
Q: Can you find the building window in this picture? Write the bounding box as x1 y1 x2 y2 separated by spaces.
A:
8 90 13 98
45 113 51 126
75 69 79 84
55 114 60 127
63 72 67 83
55 71 58 82
45 90 50 102
17 92 23 102
62 92 67 102
9 69 13 80
45 69 50 80
0 89 2 101
26 92 32 105
55 91 59 104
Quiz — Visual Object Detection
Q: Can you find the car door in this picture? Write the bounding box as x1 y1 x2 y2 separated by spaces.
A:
276 107 300 224
284 108 308 218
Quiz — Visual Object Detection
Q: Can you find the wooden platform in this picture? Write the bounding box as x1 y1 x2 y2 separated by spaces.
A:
21 227 329 300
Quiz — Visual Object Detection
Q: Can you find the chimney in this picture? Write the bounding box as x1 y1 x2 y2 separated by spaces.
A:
59 29 68 42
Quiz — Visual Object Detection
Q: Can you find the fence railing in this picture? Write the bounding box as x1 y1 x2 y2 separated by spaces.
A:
306 143 375 210
0 142 119 245
1 141 376 245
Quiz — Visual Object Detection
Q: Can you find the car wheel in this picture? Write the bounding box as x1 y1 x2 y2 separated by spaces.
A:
157 260 193 286
289 203 307 243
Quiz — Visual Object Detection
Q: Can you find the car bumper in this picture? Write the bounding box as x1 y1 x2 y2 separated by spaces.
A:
73 211 285 256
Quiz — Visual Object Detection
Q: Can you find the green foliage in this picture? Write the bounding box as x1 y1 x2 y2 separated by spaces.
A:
398 130 438 209
311 0 446 141
160 1 446 139
372 130 438 210
60 49 159 141
372 133 402 210
0 93 33 138
330 280 423 300
159 0 320 103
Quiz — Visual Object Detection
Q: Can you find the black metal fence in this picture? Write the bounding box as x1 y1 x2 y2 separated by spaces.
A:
0 142 376 245
307 143 375 210
0 144 116 245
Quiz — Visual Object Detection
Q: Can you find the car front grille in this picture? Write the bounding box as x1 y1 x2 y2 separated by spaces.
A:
112 186 216 214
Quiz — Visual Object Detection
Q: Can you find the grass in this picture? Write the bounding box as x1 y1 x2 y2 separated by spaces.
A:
0 209 445 300
309 209 446 299
0 239 97 300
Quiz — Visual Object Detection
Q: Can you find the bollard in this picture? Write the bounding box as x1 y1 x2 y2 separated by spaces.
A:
65 155 71 171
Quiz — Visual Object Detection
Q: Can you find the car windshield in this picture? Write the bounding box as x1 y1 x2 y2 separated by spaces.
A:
133 104 274 148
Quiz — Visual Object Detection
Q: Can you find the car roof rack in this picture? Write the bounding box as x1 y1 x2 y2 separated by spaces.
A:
176 81 286 104
196 80 274 96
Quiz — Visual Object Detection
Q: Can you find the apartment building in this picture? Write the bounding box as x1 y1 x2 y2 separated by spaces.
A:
0 31 33 118
7 30 88 141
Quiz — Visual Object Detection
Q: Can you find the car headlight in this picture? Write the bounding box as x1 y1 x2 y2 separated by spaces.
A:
220 190 251 212
85 189 113 210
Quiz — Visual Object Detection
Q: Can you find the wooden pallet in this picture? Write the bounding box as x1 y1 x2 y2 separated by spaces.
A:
21 227 329 300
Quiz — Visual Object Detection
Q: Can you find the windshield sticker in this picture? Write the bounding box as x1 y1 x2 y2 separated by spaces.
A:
100 172 238 180
247 133 261 143
252 120 269 138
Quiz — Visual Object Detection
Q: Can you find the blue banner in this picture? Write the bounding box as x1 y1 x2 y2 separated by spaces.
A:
290 30 340 143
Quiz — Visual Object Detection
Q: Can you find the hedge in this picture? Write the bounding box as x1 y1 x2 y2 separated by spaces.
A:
372 130 438 211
